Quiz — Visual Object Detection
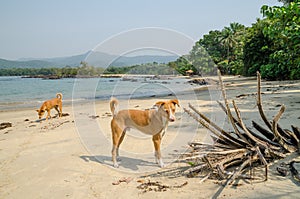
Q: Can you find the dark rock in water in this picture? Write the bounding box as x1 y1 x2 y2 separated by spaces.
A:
22 75 62 79
0 122 12 130
187 78 208 85
42 75 61 80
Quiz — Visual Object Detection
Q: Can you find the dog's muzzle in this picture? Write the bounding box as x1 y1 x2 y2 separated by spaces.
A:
169 115 176 122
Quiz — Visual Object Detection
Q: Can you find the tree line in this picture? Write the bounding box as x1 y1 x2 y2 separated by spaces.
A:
170 0 300 80
0 66 78 77
0 62 175 77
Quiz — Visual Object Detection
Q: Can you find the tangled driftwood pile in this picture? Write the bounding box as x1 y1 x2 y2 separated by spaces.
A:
182 71 300 185
137 180 188 193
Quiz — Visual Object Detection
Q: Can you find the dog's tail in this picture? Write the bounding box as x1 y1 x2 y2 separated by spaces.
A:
56 93 63 99
110 97 119 116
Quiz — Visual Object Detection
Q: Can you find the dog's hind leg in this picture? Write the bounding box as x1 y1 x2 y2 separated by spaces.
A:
116 130 126 159
54 106 60 118
152 133 165 168
111 120 123 168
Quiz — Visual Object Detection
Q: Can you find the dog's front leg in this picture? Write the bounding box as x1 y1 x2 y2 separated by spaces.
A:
46 110 51 120
152 133 164 168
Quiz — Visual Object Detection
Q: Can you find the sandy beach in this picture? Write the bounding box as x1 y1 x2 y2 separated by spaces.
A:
1 76 300 198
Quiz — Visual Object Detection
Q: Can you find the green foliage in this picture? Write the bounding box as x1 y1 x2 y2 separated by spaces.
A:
277 0 299 5
243 19 274 76
77 61 99 76
171 2 299 80
0 62 178 77
172 23 246 76
0 67 76 77
128 63 177 75
168 56 197 75
0 62 104 77
188 42 217 75
104 66 132 74
198 30 225 64
260 1 300 80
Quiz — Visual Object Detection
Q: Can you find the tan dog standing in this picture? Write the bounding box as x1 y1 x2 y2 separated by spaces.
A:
36 93 63 120
110 98 180 168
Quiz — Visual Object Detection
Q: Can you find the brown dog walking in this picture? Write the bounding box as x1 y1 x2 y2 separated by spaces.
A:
110 97 180 168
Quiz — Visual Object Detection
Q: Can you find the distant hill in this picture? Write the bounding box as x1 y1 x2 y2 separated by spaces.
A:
37 52 90 67
0 58 54 69
0 51 179 69
86 51 178 67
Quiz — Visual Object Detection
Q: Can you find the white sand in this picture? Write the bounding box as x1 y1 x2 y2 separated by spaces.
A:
1 76 300 198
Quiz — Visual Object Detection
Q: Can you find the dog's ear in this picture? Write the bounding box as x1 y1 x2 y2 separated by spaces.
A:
154 101 165 109
170 99 180 107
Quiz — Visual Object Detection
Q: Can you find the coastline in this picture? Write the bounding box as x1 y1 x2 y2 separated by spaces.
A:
0 75 199 112
1 76 300 198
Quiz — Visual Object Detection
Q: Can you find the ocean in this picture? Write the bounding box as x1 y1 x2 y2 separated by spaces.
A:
0 76 197 111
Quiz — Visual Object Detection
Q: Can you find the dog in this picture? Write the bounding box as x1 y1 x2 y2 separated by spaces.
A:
36 93 63 120
109 97 180 168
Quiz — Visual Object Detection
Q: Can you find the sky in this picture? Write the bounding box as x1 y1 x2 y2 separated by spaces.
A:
0 0 282 60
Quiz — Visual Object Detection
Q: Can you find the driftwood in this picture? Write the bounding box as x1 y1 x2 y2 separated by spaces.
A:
182 70 300 186
0 122 12 130
137 180 188 193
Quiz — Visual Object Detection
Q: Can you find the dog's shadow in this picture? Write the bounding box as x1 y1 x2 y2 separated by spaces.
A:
80 155 157 171
32 113 70 123
33 118 46 123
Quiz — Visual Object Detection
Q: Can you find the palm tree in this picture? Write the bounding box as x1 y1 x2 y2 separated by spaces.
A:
219 23 245 60
219 27 235 60
217 23 245 74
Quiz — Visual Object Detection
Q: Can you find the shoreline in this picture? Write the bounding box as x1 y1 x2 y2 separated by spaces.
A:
0 75 200 112
0 89 197 113
4 74 191 79
1 75 300 113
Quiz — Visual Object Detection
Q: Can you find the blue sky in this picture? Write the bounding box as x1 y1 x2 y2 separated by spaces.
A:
0 0 281 60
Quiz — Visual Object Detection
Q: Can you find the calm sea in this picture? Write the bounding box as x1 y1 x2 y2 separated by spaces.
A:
0 76 197 111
